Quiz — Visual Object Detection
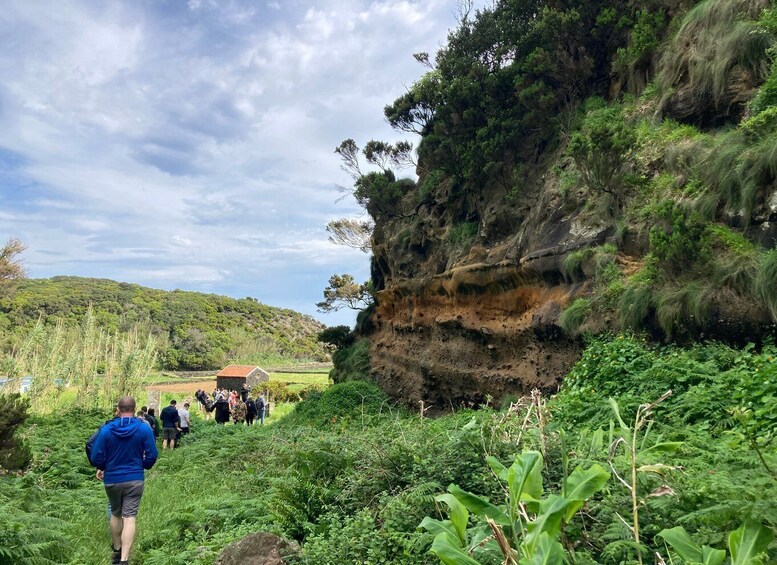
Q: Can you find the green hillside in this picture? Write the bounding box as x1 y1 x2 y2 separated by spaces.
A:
0 276 327 370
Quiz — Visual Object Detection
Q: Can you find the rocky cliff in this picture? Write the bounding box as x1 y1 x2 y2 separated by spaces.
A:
339 0 777 407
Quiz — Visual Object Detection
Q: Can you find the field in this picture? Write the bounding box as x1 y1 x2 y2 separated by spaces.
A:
144 369 331 399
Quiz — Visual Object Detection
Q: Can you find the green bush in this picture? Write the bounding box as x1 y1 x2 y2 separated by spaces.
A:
560 298 592 334
0 393 31 471
568 104 636 215
330 338 371 384
287 381 389 426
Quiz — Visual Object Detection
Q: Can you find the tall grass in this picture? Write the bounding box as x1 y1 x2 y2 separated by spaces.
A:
3 306 157 412
656 0 772 118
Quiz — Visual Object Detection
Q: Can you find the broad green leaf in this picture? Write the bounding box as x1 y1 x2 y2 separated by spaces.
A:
609 398 629 430
430 531 482 565
523 495 572 554
468 524 502 557
448 484 511 526
508 451 542 515
701 546 726 565
637 463 677 476
486 455 509 482
436 492 469 545
590 428 604 455
563 463 610 521
518 532 566 565
462 417 479 431
641 442 683 457
729 520 773 565
419 517 458 540
658 526 703 563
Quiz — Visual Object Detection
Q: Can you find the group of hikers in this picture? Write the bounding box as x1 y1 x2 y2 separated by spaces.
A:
84 383 269 563
134 400 191 448
195 383 267 425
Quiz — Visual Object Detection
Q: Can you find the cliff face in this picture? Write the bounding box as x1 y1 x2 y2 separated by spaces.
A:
368 169 611 407
346 0 777 407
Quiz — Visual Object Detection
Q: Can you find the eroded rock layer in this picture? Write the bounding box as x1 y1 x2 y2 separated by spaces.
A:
370 261 583 408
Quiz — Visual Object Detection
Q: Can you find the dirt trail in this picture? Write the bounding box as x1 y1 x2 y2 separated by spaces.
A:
147 379 216 394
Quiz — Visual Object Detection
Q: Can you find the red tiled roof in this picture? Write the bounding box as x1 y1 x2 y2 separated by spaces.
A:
216 365 258 378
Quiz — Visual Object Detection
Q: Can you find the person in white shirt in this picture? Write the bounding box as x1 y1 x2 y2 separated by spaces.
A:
177 403 191 439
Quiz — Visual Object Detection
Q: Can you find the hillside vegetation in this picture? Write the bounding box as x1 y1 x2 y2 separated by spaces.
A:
327 0 777 405
1 339 774 564
0 277 327 370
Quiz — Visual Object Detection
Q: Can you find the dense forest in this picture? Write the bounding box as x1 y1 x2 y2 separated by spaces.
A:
0 277 327 370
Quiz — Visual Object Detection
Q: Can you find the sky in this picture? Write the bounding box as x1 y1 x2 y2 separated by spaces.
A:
0 0 485 326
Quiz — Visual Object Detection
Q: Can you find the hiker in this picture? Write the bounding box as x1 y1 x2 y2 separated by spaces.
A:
145 408 159 439
257 394 266 425
240 383 249 402
137 407 152 429
233 399 247 424
177 402 191 443
214 394 230 424
89 396 157 565
245 397 257 425
159 400 181 449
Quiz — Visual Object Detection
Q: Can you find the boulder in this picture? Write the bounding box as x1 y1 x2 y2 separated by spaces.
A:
215 532 298 565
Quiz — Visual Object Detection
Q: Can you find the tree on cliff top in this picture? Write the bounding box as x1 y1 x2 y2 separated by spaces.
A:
326 219 373 253
334 139 416 220
0 238 26 288
317 274 374 313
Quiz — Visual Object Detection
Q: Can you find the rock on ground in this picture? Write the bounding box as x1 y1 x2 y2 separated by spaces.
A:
214 532 298 565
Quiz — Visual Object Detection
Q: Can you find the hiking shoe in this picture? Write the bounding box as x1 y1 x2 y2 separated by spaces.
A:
119 561 129 565
111 547 121 564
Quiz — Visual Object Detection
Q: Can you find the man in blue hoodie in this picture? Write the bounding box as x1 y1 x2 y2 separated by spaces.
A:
90 396 158 565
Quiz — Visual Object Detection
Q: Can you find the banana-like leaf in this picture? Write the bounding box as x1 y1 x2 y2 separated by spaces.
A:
608 398 629 430
637 463 678 476
448 484 511 526
430 531 483 565
641 442 683 457
508 451 542 516
658 526 703 563
518 531 566 565
420 517 458 540
700 546 726 565
462 417 479 431
562 463 610 522
523 494 572 554
486 455 509 482
436 493 469 545
729 520 773 565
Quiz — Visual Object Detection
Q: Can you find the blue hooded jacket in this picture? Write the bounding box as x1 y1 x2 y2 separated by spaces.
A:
90 417 158 483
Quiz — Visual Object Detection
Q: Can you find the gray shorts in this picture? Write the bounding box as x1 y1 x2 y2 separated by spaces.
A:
162 427 177 441
105 480 144 517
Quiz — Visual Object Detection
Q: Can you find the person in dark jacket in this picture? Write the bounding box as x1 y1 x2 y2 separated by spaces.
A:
145 408 159 438
214 394 230 424
159 400 181 449
245 397 257 425
89 396 157 565
240 383 250 403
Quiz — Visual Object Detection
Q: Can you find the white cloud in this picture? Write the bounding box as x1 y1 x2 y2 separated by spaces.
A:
0 0 485 323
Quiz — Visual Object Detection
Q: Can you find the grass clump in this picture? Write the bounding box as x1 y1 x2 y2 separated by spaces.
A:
559 298 592 334
285 380 390 427
656 0 773 124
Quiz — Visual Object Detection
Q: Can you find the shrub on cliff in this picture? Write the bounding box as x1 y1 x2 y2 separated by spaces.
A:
330 338 371 384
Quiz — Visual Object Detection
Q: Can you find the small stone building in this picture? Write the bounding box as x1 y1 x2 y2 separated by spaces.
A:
216 365 269 391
